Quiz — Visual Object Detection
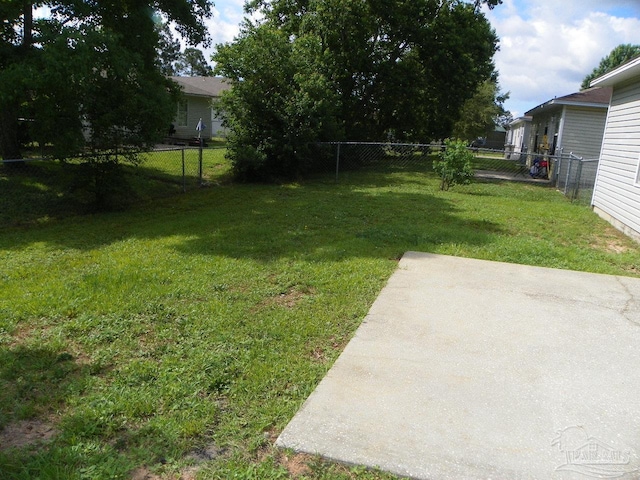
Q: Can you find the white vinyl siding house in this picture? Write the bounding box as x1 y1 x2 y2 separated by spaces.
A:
525 87 611 159
505 116 531 159
169 76 231 141
591 59 640 242
558 106 608 160
176 99 188 127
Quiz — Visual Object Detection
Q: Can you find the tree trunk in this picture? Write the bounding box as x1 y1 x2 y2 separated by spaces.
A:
0 102 22 161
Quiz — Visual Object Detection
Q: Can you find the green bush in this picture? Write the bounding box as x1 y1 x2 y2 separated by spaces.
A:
433 138 475 190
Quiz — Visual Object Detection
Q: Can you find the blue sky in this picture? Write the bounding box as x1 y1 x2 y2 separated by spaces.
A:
204 0 640 118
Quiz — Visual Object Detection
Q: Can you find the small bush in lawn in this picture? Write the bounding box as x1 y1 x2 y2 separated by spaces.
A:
433 138 475 190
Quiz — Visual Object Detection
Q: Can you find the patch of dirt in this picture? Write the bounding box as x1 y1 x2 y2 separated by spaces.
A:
277 451 313 478
256 428 313 478
590 232 633 254
0 419 58 450
130 465 199 480
255 286 316 311
605 239 630 254
130 443 225 480
130 466 161 480
7 322 55 348
309 336 348 363
184 444 224 463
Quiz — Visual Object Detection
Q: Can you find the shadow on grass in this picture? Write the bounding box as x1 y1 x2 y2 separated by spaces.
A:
0 173 505 264
0 151 226 228
0 342 188 479
0 344 89 429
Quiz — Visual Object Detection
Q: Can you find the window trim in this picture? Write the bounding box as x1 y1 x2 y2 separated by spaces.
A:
176 99 188 127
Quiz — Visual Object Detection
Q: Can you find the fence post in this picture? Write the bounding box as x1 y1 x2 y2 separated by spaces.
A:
335 142 341 182
571 159 584 202
198 140 203 185
182 148 186 193
564 154 573 196
552 148 562 187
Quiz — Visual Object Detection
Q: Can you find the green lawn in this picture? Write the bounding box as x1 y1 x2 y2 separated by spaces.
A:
1 167 639 479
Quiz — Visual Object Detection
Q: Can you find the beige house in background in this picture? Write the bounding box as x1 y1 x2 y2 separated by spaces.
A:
169 76 231 142
505 115 532 159
524 87 611 159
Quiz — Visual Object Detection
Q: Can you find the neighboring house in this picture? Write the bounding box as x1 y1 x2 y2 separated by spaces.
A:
169 76 231 142
524 87 612 159
590 57 640 243
505 115 532 159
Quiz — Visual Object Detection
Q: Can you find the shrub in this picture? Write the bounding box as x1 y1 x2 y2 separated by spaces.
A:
433 138 475 190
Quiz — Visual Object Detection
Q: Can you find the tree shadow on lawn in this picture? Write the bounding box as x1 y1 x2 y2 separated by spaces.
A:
157 183 504 262
0 342 190 479
0 179 504 260
0 343 90 431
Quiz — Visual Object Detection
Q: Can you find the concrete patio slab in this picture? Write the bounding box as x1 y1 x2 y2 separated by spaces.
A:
276 252 640 479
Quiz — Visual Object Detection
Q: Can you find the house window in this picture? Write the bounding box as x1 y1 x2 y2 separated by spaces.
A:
635 153 640 186
177 100 188 127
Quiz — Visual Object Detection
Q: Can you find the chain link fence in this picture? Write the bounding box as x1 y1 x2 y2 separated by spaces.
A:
3 141 599 227
318 142 598 203
552 153 598 204
1 147 228 227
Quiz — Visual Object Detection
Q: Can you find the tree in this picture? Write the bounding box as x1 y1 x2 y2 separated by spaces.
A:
214 25 342 180
0 1 213 161
215 0 500 180
156 22 214 77
452 79 511 142
581 44 640 90
175 48 213 76
156 21 183 76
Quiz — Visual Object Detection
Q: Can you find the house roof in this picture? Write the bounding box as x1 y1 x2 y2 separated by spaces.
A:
509 116 532 127
525 87 612 116
169 76 231 97
591 55 640 87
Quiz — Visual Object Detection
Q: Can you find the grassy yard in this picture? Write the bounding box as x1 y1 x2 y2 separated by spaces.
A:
1 165 639 479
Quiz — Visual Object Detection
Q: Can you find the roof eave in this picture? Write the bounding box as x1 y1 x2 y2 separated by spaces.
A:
591 57 640 87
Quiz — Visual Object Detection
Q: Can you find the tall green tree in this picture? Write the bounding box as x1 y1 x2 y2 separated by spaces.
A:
215 0 500 180
581 44 640 90
156 21 183 76
175 47 214 76
452 79 511 142
0 0 213 160
156 22 213 77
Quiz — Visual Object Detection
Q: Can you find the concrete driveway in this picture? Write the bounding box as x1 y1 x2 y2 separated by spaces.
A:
277 252 640 479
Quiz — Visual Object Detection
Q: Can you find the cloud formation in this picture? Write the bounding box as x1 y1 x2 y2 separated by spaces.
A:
485 0 640 116
202 0 640 117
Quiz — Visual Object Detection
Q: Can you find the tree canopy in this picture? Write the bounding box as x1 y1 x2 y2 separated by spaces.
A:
156 22 214 77
452 79 511 142
0 0 214 160
214 0 501 180
581 44 640 90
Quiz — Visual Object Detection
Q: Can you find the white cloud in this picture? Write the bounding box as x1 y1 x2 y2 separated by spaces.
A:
485 0 640 116
206 0 640 116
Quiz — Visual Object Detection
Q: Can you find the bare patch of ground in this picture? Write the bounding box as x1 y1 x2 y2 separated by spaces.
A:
277 451 314 478
255 286 316 312
130 444 224 480
590 231 634 254
0 419 58 450
310 336 348 363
